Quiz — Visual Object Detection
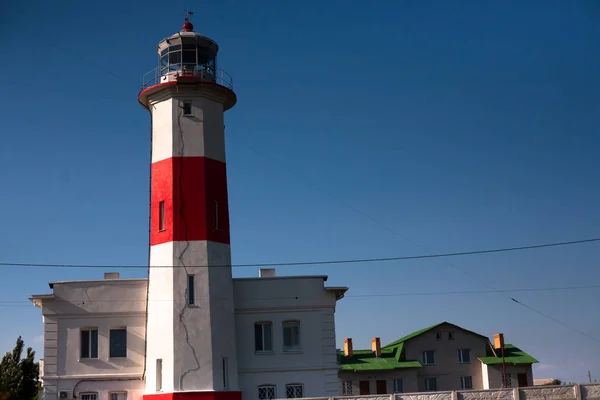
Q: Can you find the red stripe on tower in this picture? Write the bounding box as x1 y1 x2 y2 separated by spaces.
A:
150 156 230 246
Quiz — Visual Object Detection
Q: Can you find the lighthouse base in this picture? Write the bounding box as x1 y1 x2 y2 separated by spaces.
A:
144 392 242 400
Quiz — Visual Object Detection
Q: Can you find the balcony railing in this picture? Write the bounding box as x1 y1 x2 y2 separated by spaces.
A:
141 66 233 91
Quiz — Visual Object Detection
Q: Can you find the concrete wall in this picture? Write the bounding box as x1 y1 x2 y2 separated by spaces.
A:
36 278 147 400
147 241 240 393
482 364 534 389
338 369 420 395
287 384 600 400
233 276 341 400
150 95 226 163
33 273 345 400
401 325 491 391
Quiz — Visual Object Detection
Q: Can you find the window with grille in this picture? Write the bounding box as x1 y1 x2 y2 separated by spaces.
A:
458 348 471 363
422 350 435 365
461 376 473 390
80 394 97 400
258 385 276 400
254 322 273 352
286 384 303 398
425 378 437 391
505 373 512 387
109 393 127 400
282 321 300 352
342 381 353 395
80 329 98 359
392 379 403 393
109 328 127 358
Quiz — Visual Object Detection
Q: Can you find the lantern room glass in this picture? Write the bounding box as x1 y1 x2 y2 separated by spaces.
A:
159 43 217 77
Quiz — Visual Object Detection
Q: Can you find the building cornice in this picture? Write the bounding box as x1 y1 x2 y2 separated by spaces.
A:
235 306 332 314
42 374 143 380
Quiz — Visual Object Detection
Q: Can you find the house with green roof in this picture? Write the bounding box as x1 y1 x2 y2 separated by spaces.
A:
338 322 538 395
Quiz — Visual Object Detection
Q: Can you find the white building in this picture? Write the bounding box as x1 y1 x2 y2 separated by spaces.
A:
30 15 347 400
31 271 347 400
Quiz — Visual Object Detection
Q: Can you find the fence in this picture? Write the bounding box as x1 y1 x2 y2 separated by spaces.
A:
291 384 600 400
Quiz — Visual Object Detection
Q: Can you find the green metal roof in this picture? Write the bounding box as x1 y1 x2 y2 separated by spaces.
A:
340 322 537 372
338 345 422 371
383 321 490 349
478 344 539 365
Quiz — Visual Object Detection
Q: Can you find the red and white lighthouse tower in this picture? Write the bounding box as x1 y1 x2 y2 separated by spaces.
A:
138 14 240 400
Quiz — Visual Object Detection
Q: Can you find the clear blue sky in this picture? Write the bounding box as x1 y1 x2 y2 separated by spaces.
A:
1 0 599 384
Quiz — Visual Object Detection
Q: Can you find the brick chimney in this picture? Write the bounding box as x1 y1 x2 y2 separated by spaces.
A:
372 337 381 357
494 333 505 350
344 338 353 357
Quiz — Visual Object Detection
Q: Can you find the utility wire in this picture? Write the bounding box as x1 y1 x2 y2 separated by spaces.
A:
3 284 600 306
237 139 600 343
9 42 600 344
0 236 598 269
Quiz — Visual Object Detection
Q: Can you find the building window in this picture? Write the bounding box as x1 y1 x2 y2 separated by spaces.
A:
448 332 454 340
80 329 98 359
258 385 276 400
425 378 437 391
392 379 403 393
158 201 165 231
458 348 471 363
461 376 473 390
109 393 127 400
254 322 273 352
80 394 98 400
342 381 353 395
222 357 229 390
359 381 370 395
422 350 435 365
376 380 387 394
505 373 512 387
282 321 301 352
109 328 127 358
156 359 163 391
187 275 195 305
183 101 193 116
436 332 441 341
286 384 303 398
214 201 220 230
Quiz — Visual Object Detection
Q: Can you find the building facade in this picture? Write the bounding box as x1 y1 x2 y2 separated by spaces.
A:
31 271 346 400
338 322 538 395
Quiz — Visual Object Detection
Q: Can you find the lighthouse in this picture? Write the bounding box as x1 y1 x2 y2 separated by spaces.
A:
139 13 240 400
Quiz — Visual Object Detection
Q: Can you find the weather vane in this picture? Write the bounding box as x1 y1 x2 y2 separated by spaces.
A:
184 7 194 22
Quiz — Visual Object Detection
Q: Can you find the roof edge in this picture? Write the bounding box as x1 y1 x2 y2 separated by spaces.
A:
383 321 492 349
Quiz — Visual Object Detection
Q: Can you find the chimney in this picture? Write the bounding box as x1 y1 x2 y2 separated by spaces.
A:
259 268 276 278
494 333 505 350
344 338 353 357
372 337 381 357
104 272 120 280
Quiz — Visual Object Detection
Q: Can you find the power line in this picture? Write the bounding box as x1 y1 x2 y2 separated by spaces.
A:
0 236 598 269
2 284 600 306
241 140 600 343
7 36 600 344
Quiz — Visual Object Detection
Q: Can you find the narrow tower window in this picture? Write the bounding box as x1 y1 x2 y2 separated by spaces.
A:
214 200 220 230
187 275 195 305
156 359 162 391
183 101 193 116
158 201 165 231
222 357 229 389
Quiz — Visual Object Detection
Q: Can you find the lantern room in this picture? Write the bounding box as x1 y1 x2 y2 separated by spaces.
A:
157 20 219 80
138 17 236 110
